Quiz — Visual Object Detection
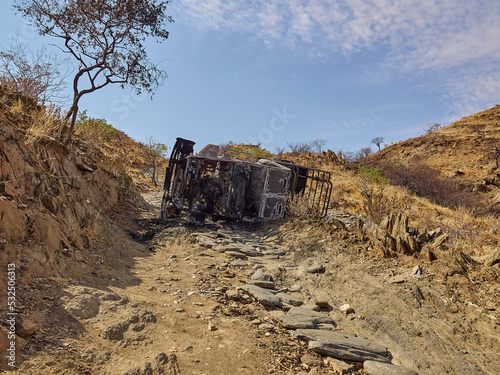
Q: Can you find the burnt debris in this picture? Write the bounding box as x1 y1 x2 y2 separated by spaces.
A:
160 138 332 222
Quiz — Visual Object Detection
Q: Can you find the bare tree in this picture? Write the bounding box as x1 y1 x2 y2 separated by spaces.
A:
371 136 384 152
0 35 69 105
287 139 328 154
358 146 373 161
275 146 286 156
287 141 313 154
343 147 373 165
311 138 327 153
14 0 173 143
425 123 442 134
337 149 354 163
142 136 169 185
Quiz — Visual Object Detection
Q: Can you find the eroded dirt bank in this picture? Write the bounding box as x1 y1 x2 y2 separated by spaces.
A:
4 191 499 375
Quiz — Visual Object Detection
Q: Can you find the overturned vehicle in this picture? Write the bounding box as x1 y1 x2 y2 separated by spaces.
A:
160 138 332 222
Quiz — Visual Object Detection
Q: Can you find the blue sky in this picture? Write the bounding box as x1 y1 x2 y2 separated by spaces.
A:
1 0 499 153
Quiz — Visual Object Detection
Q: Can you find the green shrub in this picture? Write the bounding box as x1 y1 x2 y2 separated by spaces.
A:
249 147 273 159
75 110 118 137
357 165 388 184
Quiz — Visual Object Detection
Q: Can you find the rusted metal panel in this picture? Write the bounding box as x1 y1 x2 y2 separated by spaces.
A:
161 138 332 222
249 160 290 219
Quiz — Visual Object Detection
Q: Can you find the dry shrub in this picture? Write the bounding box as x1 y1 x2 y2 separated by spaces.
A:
70 111 135 177
0 83 64 145
410 201 500 261
25 105 63 145
358 182 414 226
286 193 324 220
0 38 68 106
287 141 313 154
356 166 394 224
0 83 42 126
437 207 500 257
359 180 388 225
327 168 361 211
381 162 480 213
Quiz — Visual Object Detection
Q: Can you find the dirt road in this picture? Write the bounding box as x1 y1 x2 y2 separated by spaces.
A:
6 191 500 375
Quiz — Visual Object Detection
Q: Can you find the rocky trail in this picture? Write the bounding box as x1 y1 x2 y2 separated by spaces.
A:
5 191 500 375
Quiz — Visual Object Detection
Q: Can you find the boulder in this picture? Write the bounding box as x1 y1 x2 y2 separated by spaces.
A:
275 292 303 306
278 307 335 329
235 244 263 257
251 269 273 282
324 357 355 374
249 280 276 289
364 360 418 375
196 237 218 249
369 213 452 258
103 321 130 341
230 260 248 267
432 233 448 248
300 353 323 367
307 263 326 273
64 295 100 319
241 284 282 307
294 329 390 363
287 307 335 324
278 314 318 329
225 251 247 259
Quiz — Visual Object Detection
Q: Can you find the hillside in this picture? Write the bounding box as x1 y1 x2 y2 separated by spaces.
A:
375 105 500 176
370 105 500 210
1 94 499 375
0 88 167 369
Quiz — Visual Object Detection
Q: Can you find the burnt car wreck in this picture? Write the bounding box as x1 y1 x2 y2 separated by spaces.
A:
160 138 332 222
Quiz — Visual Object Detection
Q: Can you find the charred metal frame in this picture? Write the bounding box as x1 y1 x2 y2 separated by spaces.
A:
161 138 332 221
273 160 332 218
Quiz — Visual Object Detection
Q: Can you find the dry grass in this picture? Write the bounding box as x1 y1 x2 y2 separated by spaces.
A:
25 105 63 145
286 192 326 220
0 86 167 190
0 84 62 145
274 122 500 264
292 159 500 261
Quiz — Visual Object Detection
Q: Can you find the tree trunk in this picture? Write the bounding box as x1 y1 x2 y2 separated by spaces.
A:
64 108 78 145
152 157 157 186
59 98 78 143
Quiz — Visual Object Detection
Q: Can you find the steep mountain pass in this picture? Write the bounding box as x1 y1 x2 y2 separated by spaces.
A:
1 94 499 374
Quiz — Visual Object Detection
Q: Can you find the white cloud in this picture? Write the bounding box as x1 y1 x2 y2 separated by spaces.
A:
440 68 500 125
172 0 500 116
172 0 499 70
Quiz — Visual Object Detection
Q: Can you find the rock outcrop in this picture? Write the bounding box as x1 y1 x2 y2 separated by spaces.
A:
368 212 448 259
